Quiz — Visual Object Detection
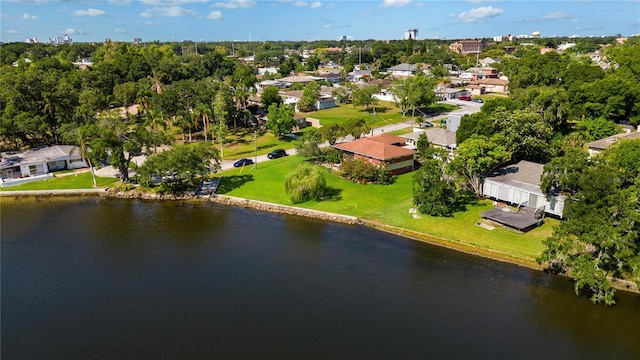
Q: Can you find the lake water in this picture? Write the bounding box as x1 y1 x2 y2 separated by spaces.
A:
2 196 639 359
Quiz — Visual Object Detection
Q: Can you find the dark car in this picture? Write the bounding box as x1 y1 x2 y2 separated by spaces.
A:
233 158 254 167
267 149 287 159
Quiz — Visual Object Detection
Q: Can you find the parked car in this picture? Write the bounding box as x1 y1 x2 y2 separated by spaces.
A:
267 149 287 159
419 121 434 128
458 96 471 101
472 98 484 103
233 158 254 167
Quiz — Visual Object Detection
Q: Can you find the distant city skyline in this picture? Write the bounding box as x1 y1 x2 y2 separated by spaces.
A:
1 0 639 43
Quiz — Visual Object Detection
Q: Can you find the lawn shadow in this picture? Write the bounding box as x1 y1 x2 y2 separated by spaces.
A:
452 191 479 213
216 174 254 194
319 186 343 202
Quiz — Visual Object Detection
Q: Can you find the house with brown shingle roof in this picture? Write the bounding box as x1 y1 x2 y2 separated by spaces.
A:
332 134 417 175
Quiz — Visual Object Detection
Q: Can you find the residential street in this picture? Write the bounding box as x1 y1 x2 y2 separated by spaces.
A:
97 100 483 176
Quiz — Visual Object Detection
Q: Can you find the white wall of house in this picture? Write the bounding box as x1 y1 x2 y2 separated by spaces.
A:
483 179 565 217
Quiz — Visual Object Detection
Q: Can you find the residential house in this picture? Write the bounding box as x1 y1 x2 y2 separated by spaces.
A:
584 129 640 156
467 78 509 93
402 128 457 152
255 79 288 92
257 67 278 76
482 160 565 218
349 69 372 82
316 72 343 85
0 145 87 182
386 63 418 77
333 134 417 175
279 90 336 112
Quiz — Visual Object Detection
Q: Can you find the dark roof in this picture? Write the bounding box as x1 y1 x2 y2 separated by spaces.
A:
585 131 640 150
484 160 544 193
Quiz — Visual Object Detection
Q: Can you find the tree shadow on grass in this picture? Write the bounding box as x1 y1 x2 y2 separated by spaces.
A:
216 174 254 194
452 190 479 213
319 186 343 202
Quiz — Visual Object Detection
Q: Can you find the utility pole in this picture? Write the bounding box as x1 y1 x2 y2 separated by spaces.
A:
254 129 258 169
370 107 376 136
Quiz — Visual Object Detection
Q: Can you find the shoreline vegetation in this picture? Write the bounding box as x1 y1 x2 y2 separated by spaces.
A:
2 188 638 295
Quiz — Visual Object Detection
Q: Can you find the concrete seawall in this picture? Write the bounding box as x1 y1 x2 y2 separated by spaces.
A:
0 188 109 197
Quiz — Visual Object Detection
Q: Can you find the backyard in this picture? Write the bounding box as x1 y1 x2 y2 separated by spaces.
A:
216 155 555 264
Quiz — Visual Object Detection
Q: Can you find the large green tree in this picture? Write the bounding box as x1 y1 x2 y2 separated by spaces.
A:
413 155 458 216
448 134 511 196
137 142 220 194
266 103 295 139
538 141 640 305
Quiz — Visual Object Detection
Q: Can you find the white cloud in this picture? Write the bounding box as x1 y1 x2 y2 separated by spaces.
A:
158 6 196 16
380 0 411 8
73 8 107 16
310 1 322 8
323 24 330 28
541 12 570 20
113 28 128 33
144 20 161 25
206 11 223 19
141 6 196 17
213 0 256 9
140 0 208 4
458 6 504 23
60 28 84 35
6 30 20 34
294 1 308 6
22 13 38 19
107 0 131 5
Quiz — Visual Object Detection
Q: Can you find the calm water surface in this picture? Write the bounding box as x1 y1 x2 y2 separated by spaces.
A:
2 197 639 359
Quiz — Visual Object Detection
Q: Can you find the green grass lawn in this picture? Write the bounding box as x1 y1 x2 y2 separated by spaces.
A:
0 172 118 191
221 130 298 160
217 156 552 263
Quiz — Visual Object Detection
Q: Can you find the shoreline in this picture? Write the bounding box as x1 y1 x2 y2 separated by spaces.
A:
2 188 638 294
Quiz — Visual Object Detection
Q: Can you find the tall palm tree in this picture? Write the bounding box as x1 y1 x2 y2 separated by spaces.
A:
148 70 166 95
67 126 97 188
193 104 212 142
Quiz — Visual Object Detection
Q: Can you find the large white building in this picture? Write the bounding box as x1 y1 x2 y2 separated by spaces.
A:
405 28 418 40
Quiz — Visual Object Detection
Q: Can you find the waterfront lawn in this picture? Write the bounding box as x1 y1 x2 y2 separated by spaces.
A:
0 172 118 191
217 156 551 263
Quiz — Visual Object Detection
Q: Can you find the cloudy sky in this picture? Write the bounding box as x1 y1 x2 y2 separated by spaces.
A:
1 0 639 43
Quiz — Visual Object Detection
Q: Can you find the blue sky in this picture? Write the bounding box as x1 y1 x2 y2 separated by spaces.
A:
1 0 639 43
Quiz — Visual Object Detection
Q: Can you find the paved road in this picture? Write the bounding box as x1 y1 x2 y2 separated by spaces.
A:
97 100 483 176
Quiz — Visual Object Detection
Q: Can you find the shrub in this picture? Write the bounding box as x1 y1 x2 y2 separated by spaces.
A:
319 147 343 164
340 158 391 184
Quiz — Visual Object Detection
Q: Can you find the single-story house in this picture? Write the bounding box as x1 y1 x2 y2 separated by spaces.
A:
401 128 457 152
387 63 419 77
333 134 417 175
279 91 336 112
0 145 87 180
316 72 343 84
584 129 640 157
256 79 288 92
437 88 471 100
482 160 565 218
